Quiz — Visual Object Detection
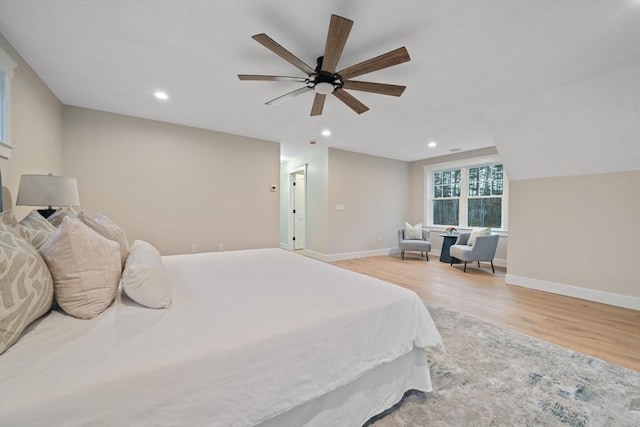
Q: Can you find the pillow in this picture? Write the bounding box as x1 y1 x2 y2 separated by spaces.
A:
78 212 130 268
121 240 172 309
404 222 424 240
38 216 121 319
1 210 49 249
0 228 54 354
19 210 56 234
468 227 491 246
47 207 77 228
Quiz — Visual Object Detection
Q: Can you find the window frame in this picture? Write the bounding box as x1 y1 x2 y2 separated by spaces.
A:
424 154 508 232
0 47 17 159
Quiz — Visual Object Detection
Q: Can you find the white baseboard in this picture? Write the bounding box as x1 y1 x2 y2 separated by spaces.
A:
303 248 400 263
506 274 640 311
279 242 289 250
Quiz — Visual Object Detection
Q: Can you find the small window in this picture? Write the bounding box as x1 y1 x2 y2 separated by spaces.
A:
432 169 461 226
0 47 17 159
467 164 503 228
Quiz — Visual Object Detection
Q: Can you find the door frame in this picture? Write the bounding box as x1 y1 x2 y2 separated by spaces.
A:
287 164 307 251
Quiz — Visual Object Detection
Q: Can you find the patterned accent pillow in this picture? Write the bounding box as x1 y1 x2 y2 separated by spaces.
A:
468 227 491 246
0 227 54 354
47 207 77 228
1 210 50 249
78 212 130 269
121 240 172 309
404 222 424 240
19 210 56 234
39 216 121 319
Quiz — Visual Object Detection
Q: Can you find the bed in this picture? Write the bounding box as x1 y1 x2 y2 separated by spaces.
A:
1 228 443 426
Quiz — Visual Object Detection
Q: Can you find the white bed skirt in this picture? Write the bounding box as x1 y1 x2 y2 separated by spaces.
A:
258 347 431 427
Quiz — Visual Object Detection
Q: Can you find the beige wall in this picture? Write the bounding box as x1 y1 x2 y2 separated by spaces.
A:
63 106 280 255
507 171 640 301
0 34 63 217
327 148 409 256
280 147 409 259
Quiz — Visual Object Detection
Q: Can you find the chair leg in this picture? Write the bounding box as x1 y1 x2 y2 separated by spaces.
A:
401 251 405 260
421 251 424 258
463 261 467 272
491 261 495 274
450 258 453 266
426 253 429 261
478 261 480 268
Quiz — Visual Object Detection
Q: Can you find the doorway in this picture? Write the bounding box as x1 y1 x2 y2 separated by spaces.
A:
288 166 307 251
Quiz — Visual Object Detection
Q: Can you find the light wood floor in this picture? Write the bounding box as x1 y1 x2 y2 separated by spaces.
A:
331 254 640 371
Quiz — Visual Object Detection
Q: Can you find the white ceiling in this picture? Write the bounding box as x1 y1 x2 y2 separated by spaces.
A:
0 0 638 163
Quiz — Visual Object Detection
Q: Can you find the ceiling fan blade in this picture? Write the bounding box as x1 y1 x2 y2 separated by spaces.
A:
342 80 406 97
338 47 410 80
321 14 353 74
310 94 326 116
333 89 369 114
265 86 313 106
238 75 308 82
252 34 315 75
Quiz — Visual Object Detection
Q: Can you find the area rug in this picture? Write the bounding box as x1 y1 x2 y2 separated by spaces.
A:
368 305 640 427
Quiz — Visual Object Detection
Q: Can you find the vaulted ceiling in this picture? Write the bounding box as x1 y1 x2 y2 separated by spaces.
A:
0 0 638 178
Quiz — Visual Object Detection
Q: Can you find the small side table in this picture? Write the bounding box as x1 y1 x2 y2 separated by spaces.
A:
440 234 461 264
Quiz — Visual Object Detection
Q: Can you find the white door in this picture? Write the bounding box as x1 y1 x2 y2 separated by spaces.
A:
293 172 306 250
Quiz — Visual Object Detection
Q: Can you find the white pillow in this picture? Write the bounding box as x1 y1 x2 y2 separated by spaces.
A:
38 216 121 319
468 227 491 246
121 240 172 309
78 212 130 268
404 222 424 240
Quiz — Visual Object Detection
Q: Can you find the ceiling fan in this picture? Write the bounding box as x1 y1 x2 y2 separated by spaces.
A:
238 14 410 116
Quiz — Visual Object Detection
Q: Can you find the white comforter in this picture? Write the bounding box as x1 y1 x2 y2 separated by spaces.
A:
0 248 443 426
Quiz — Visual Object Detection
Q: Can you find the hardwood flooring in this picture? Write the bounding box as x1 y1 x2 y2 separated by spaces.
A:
331 254 640 372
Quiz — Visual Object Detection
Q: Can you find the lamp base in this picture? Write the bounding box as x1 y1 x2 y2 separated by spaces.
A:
37 208 57 219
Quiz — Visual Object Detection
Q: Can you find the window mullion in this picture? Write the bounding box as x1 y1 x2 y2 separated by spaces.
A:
459 168 468 228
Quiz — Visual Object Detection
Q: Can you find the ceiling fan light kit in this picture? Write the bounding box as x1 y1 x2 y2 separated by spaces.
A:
314 81 335 95
238 14 410 116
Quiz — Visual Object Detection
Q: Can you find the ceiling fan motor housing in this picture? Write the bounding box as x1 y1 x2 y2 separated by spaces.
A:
310 71 342 94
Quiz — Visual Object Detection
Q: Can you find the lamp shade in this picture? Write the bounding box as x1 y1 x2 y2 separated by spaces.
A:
16 174 80 208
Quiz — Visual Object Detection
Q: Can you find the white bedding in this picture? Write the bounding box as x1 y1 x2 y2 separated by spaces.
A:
0 248 443 426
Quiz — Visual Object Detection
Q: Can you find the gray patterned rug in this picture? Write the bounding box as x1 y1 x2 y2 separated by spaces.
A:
368 305 640 427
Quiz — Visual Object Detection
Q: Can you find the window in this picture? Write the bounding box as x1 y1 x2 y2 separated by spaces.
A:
425 156 508 230
467 164 503 228
432 169 460 226
0 47 17 159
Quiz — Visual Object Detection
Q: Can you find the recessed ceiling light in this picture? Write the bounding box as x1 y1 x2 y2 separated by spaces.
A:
428 141 437 148
322 129 331 137
154 91 168 100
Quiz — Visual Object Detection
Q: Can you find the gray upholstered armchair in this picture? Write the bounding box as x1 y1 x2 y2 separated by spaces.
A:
397 228 431 260
449 232 499 273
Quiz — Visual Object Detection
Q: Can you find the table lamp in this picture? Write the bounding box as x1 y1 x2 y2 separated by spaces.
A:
16 173 80 218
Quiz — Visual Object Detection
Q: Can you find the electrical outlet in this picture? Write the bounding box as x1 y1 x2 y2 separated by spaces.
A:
218 243 224 251
191 244 197 253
